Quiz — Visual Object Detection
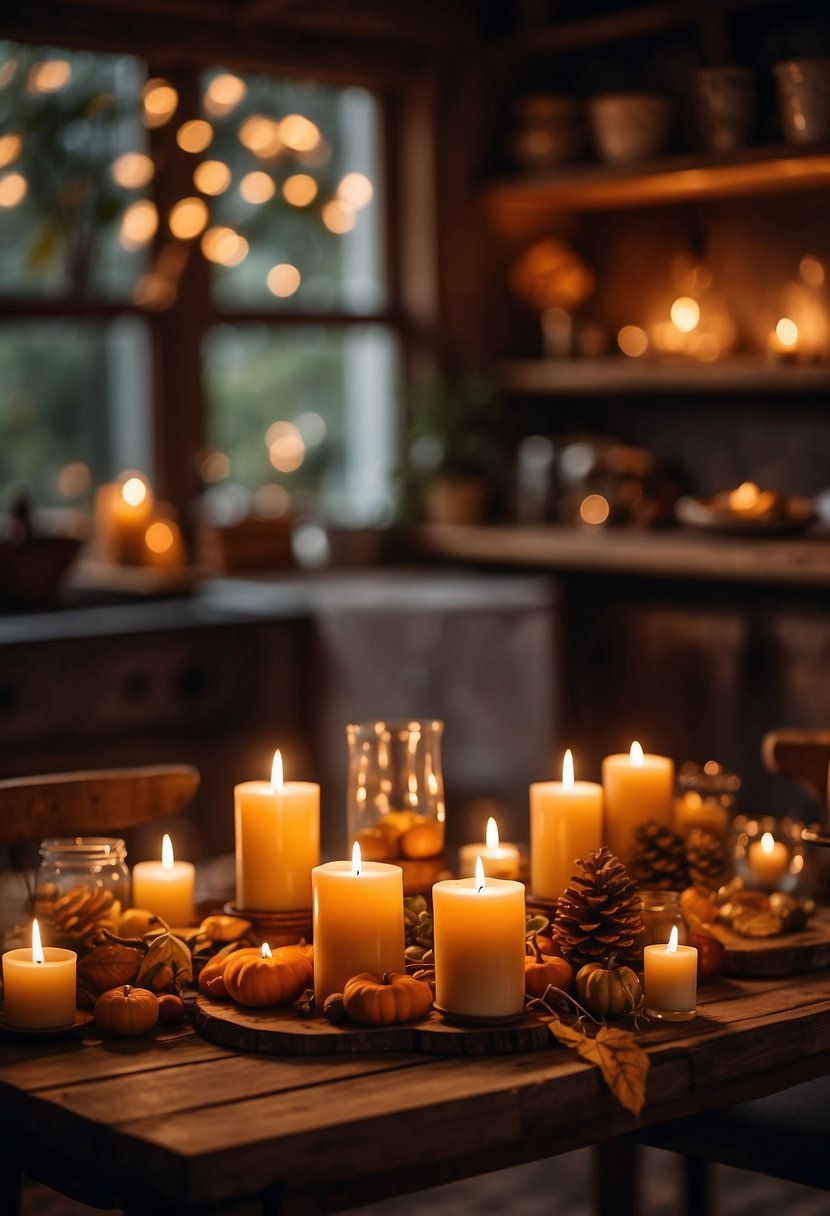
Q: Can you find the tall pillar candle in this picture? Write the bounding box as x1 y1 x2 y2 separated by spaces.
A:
313 846 405 1005
433 860 526 1020
235 750 320 911
602 741 674 865
530 749 603 899
132 833 195 926
2 919 76 1030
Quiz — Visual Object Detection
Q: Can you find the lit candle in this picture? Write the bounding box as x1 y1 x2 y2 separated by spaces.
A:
132 834 195 926
459 817 520 880
95 473 155 565
143 517 186 570
433 857 526 1020
312 843 405 1005
530 749 603 899
235 750 321 912
644 925 697 1021
2 919 77 1030
602 742 674 865
748 832 790 889
675 791 729 841
769 317 799 360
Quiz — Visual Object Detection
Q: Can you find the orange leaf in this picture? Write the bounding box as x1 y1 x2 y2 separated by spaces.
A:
547 1017 649 1119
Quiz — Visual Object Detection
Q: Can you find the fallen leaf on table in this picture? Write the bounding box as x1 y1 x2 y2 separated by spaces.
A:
548 1017 649 1118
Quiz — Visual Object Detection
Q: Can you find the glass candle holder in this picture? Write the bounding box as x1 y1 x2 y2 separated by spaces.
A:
635 890 689 964
675 760 740 842
731 815 807 893
346 719 445 864
34 837 130 947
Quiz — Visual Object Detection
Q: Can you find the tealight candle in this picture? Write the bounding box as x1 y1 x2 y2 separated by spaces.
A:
644 925 698 1021
530 749 603 899
459 817 520 880
312 844 405 1005
602 742 674 864
2 919 77 1030
235 750 320 912
132 834 195 926
748 832 790 889
433 858 526 1021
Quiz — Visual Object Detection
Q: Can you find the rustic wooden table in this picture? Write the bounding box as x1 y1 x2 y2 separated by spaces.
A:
2 972 830 1216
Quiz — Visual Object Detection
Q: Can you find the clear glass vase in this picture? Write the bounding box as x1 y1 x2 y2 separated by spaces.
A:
346 719 446 863
34 837 130 948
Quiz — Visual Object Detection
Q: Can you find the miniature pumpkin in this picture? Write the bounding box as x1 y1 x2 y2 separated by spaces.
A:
223 945 313 1008
94 985 159 1035
400 821 443 859
198 946 261 999
575 962 641 1018
342 971 433 1025
524 951 574 999
680 885 718 925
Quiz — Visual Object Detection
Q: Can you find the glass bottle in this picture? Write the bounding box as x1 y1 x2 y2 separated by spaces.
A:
35 837 130 947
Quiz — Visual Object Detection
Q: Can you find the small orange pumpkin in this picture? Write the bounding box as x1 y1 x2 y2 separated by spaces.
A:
94 985 159 1036
223 945 312 1008
342 971 433 1026
575 962 641 1018
198 946 261 999
524 950 574 999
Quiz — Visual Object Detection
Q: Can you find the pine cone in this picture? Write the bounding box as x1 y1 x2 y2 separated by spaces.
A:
686 829 726 892
630 820 688 891
35 883 117 949
553 846 644 969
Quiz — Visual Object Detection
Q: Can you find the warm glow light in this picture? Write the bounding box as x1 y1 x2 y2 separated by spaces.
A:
169 197 209 239
485 817 499 850
177 119 213 153
162 833 174 870
0 134 22 169
776 317 799 348
261 941 272 959
28 60 71 93
729 481 760 511
563 748 574 789
667 925 679 954
204 73 247 117
283 173 318 206
475 855 486 893
201 226 248 266
761 832 776 855
143 79 179 127
238 115 281 156
800 255 825 287
240 170 275 204
133 273 176 310
145 521 174 554
322 198 355 234
280 114 320 152
32 918 44 964
670 296 700 333
57 462 91 498
618 325 648 358
269 434 305 473
267 263 301 298
201 450 230 481
271 749 284 792
193 160 231 195
0 173 27 207
112 152 154 189
579 494 610 526
337 172 373 209
630 740 644 767
120 199 158 250
352 841 362 876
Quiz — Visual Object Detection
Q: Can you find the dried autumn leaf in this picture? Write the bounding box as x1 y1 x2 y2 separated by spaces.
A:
136 931 193 991
77 944 143 994
548 1017 649 1118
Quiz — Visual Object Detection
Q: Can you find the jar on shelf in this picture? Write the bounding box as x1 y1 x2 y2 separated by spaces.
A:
346 720 445 887
675 760 740 842
635 890 689 963
34 837 130 948
731 815 807 893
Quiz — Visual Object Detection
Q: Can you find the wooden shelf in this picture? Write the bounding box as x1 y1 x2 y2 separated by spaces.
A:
495 357 830 395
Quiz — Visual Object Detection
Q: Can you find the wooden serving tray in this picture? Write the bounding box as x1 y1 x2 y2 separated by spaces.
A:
714 908 830 977
192 996 551 1056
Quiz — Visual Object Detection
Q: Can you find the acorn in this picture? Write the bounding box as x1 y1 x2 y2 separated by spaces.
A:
323 993 346 1024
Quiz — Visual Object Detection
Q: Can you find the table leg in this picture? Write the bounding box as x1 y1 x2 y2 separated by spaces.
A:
682 1154 712 1216
0 1116 22 1216
594 1140 640 1216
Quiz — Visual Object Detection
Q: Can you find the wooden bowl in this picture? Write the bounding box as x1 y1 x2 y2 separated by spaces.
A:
0 536 82 609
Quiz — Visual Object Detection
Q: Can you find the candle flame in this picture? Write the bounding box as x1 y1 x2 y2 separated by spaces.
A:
485 817 499 850
563 748 574 789
32 917 44 964
667 925 679 954
630 740 644 767
271 748 284 792
776 317 798 348
121 475 147 507
162 833 174 870
352 840 362 876
475 855 485 893
261 941 272 958
761 831 776 855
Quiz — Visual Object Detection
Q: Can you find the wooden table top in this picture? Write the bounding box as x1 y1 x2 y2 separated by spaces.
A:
3 972 830 1215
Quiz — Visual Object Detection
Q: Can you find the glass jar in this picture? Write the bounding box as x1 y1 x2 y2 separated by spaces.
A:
675 759 740 842
346 719 445 864
34 837 130 948
731 815 807 893
635 890 689 963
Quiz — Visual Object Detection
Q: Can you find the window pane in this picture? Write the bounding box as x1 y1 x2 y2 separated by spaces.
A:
0 318 153 506
203 324 398 523
198 70 385 314
0 41 148 300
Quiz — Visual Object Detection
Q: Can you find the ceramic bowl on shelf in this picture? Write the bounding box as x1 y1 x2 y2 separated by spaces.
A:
588 92 674 164
693 65 755 153
773 57 830 146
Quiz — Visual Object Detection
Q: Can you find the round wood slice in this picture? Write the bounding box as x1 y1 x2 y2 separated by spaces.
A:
192 996 551 1056
715 908 830 977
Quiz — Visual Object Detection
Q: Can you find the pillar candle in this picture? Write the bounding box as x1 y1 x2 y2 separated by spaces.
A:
2 920 76 1030
235 751 320 912
95 474 154 565
312 846 405 1005
644 926 698 1021
433 860 526 1020
459 817 520 879
602 742 674 864
530 749 603 899
675 791 729 841
132 834 195 926
748 832 790 889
